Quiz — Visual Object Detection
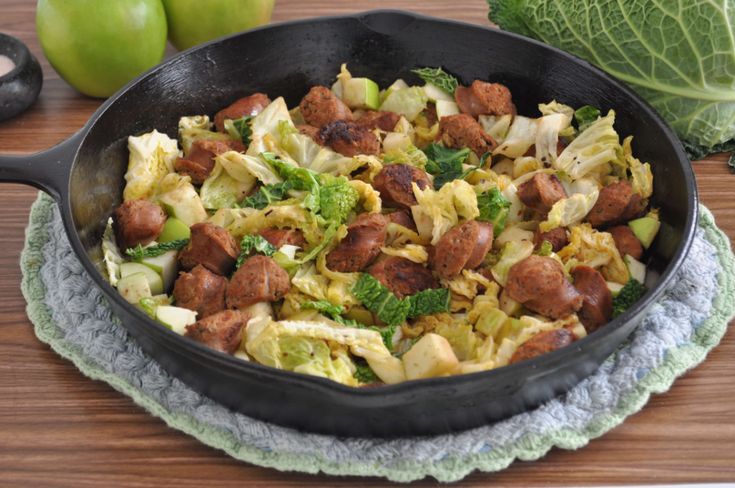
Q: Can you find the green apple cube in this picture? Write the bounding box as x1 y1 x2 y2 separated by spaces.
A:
155 305 197 335
342 78 380 110
158 217 191 243
140 250 179 292
624 254 646 284
117 272 152 304
628 216 660 249
423 82 454 102
120 262 163 295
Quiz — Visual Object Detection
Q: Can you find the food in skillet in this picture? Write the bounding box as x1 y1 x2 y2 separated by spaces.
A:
102 65 659 386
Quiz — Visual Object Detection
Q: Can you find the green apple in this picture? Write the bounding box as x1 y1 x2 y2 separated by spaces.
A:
162 0 275 51
36 0 168 98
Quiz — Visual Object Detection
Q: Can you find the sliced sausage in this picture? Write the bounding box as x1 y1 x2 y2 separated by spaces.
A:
509 328 574 364
326 213 388 272
369 256 438 299
438 113 497 157
587 180 647 228
319 120 380 157
455 81 515 118
214 93 271 132
226 255 290 309
373 164 432 209
112 199 166 250
571 265 612 332
299 85 353 129
517 173 567 215
534 227 568 252
173 265 227 319
175 139 246 185
431 220 494 279
258 227 306 249
609 225 643 260
506 255 583 319
179 222 239 276
356 110 401 132
387 209 417 231
185 309 250 354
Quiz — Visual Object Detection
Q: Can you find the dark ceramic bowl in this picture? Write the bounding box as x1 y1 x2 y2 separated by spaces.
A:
0 33 42 121
0 11 697 437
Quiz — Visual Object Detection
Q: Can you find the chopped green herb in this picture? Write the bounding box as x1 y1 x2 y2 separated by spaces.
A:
235 234 277 268
125 239 189 260
477 187 511 235
574 105 601 132
411 66 459 95
424 143 473 189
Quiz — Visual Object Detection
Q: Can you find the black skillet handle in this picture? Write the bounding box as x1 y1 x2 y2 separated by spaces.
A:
0 130 84 202
354 9 419 36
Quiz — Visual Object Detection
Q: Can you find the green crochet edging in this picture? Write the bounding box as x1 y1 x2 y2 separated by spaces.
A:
20 193 735 483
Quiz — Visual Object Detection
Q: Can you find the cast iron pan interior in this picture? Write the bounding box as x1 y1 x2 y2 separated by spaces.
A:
2 11 698 437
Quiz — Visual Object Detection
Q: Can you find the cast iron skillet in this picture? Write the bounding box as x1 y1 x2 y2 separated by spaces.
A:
0 11 697 437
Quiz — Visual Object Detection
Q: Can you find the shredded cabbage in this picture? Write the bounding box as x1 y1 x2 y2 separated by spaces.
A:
410 180 480 245
554 110 621 180
123 130 179 201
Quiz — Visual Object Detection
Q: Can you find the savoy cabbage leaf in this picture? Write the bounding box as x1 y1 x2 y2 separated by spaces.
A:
488 0 735 152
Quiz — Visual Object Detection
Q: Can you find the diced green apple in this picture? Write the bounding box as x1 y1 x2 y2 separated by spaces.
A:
155 305 197 335
120 262 163 295
140 249 178 292
628 216 660 249
117 272 152 304
624 254 646 284
342 77 380 110
158 217 191 243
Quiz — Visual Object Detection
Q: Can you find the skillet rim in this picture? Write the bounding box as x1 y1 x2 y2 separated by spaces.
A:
60 9 699 398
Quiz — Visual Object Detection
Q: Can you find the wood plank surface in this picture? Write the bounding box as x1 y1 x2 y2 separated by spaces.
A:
0 1 733 486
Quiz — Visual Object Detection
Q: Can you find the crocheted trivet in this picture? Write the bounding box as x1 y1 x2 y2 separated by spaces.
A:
20 193 735 483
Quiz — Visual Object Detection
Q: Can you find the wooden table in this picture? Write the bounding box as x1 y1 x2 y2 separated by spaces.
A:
1 1 733 486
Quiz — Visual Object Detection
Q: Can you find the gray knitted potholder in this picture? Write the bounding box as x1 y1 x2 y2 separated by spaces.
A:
20 193 735 483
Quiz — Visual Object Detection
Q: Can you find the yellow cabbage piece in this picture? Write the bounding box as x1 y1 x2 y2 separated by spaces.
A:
539 190 600 232
410 179 479 245
291 263 330 301
217 151 281 186
479 114 513 143
200 159 256 210
622 136 653 198
435 320 480 361
493 115 537 158
227 204 321 244
348 179 382 214
554 110 621 180
558 223 630 284
491 240 534 286
535 112 572 166
246 319 403 385
123 130 179 201
380 244 429 263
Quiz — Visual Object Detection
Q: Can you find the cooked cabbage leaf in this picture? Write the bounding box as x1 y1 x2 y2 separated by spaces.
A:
411 66 459 95
554 110 620 180
489 0 735 150
411 179 480 245
424 143 473 189
539 190 600 232
124 130 179 201
477 187 511 235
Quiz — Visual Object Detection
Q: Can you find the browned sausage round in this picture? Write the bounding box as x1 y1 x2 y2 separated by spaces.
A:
356 110 401 131
296 124 322 143
299 86 353 129
506 255 583 319
509 328 574 364
455 81 516 118
179 222 239 276
373 164 432 209
369 256 438 298
112 199 166 250
319 120 380 157
387 209 418 231
517 173 567 216
438 113 497 157
571 265 612 332
185 309 250 354
214 93 271 132
326 213 388 272
608 225 643 260
586 180 647 228
534 227 569 252
173 265 227 319
175 139 246 185
226 255 290 309
258 227 307 249
431 220 494 279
